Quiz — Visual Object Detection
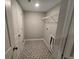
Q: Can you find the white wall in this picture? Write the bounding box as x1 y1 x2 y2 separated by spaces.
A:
44 23 57 45
24 11 45 39
12 0 24 58
43 5 60 48
47 5 60 17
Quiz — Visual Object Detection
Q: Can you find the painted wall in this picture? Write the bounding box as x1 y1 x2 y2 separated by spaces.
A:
44 23 57 45
24 11 45 39
47 5 60 17
12 0 24 58
43 5 60 48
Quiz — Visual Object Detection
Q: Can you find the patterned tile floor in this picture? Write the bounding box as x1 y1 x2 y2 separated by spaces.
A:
18 40 54 59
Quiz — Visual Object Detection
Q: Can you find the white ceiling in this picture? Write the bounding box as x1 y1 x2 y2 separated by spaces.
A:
17 0 61 12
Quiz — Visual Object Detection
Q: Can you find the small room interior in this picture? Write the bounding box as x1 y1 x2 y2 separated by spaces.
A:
11 0 61 58
5 0 74 59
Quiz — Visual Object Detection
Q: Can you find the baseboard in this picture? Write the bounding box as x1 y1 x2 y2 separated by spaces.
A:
24 38 44 41
43 39 53 53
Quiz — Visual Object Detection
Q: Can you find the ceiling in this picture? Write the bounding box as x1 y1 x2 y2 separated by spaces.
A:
17 0 61 12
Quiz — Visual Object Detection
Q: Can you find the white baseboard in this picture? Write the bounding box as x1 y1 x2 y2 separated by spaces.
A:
43 39 53 53
24 38 44 41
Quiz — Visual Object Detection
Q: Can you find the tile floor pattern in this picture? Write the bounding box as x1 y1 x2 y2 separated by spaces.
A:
18 40 54 59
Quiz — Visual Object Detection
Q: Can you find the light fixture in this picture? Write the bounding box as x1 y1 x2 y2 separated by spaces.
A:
35 3 40 7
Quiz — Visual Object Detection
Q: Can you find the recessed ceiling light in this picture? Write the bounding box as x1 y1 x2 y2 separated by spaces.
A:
35 3 40 7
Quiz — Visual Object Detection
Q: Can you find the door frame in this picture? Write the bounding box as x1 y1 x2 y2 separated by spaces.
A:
5 0 15 59
62 13 74 59
5 17 13 59
55 0 74 59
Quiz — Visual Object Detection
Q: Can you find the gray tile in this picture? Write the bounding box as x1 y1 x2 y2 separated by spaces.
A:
18 40 54 59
